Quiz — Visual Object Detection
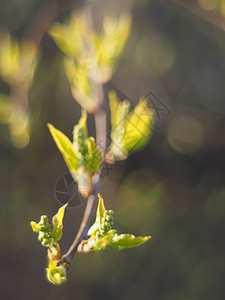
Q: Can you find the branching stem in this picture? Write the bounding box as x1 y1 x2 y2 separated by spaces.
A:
62 90 106 268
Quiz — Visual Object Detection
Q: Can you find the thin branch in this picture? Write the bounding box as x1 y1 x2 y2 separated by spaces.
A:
61 173 101 266
62 102 107 268
22 0 75 46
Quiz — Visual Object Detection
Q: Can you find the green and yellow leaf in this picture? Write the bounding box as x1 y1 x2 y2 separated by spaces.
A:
51 204 67 243
46 258 67 285
123 98 154 153
90 230 151 251
48 123 79 172
86 194 151 252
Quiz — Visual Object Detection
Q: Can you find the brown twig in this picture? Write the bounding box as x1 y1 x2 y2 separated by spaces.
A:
22 0 76 46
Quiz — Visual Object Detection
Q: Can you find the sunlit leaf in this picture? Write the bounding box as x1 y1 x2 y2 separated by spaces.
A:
123 98 154 153
0 32 20 82
46 258 67 285
64 57 97 112
48 15 83 56
0 32 37 87
48 114 101 198
97 193 105 224
88 193 106 237
30 221 41 233
51 204 67 243
109 90 119 130
86 194 151 252
108 91 130 161
107 91 154 161
91 230 151 251
96 15 132 81
48 123 79 172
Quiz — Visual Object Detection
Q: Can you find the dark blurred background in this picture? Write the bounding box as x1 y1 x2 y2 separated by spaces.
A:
1 0 225 299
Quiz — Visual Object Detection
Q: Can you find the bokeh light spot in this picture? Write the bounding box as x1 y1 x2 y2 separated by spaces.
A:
167 115 204 154
135 32 176 76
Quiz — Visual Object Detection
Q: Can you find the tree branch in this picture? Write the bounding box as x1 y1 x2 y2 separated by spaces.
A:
62 99 106 268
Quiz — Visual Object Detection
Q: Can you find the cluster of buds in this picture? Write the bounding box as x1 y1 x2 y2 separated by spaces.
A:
31 215 53 247
37 215 52 247
96 209 114 237
31 205 68 285
79 194 151 253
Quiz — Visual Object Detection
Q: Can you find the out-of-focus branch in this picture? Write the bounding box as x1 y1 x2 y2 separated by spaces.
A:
171 0 225 31
22 0 76 46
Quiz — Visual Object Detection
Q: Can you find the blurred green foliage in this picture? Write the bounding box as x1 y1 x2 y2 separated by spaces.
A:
48 12 131 112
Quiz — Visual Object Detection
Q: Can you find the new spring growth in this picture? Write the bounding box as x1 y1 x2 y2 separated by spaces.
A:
48 111 101 197
0 94 31 149
106 91 155 163
31 204 68 285
31 195 150 285
0 31 37 88
48 13 131 112
0 32 38 148
78 194 151 252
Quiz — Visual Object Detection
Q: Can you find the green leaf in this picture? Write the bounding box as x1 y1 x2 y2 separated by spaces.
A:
48 123 79 172
64 58 97 112
0 32 20 82
107 91 130 161
51 204 67 243
123 99 154 153
48 15 82 56
88 193 105 237
30 221 41 232
109 90 119 130
48 114 101 198
0 32 37 86
97 15 132 69
90 230 151 251
97 193 105 226
86 194 151 252
107 92 154 161
46 258 67 285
